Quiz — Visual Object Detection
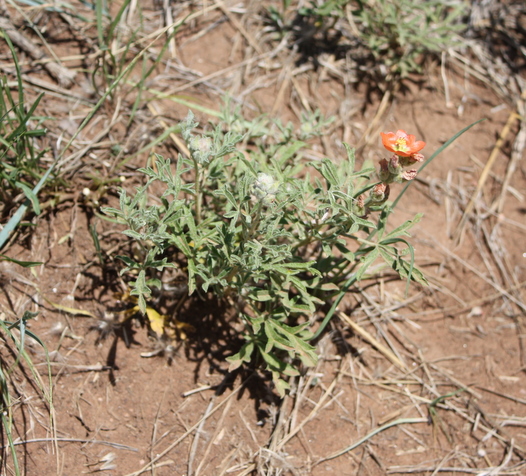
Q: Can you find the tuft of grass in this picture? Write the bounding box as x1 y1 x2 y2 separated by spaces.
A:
265 0 467 81
0 33 49 239
0 311 54 476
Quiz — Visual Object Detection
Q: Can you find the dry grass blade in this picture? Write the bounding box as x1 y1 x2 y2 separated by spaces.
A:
408 280 526 320
214 0 263 55
338 311 408 371
274 363 342 453
454 103 520 241
187 398 214 476
182 385 214 398
494 88 526 214
271 63 293 116
162 50 276 95
387 462 526 474
431 239 526 313
0 437 138 452
357 87 394 151
477 387 526 407
124 379 248 476
194 397 234 476
440 398 526 459
147 102 190 157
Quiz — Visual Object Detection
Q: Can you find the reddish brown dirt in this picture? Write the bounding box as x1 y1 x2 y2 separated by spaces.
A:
1 2 525 476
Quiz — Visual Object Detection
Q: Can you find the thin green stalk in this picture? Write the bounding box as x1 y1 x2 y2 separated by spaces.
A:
224 202 263 284
224 265 240 284
95 0 106 49
193 158 202 224
245 201 263 240
316 417 427 464
325 256 358 283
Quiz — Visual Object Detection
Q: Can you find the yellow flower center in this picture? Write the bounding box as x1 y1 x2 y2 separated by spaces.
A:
394 138 409 152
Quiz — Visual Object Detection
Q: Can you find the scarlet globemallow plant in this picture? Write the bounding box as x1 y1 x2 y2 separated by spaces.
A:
104 111 429 396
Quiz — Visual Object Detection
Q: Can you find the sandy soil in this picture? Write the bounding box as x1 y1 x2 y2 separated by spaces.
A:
0 1 525 475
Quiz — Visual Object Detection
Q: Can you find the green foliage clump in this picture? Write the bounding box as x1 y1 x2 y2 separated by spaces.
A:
104 108 426 395
266 0 467 79
354 0 467 77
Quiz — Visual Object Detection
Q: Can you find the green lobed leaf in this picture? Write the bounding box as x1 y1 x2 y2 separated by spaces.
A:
227 341 255 371
354 246 380 281
383 213 423 241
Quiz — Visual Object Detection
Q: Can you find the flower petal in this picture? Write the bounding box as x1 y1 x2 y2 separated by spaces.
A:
380 132 397 153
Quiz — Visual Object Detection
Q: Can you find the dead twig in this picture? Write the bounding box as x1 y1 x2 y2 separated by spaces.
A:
454 106 519 242
0 437 138 452
339 311 408 371
0 18 76 88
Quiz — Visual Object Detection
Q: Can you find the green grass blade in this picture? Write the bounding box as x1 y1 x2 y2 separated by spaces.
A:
1 411 20 476
0 164 54 250
2 33 23 117
89 223 104 265
107 0 132 45
15 181 41 214
96 0 106 49
0 254 42 267
6 93 44 142
390 118 486 210
318 417 427 464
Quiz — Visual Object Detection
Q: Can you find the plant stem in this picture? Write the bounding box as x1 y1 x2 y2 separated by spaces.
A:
244 201 263 241
224 265 240 284
193 158 202 224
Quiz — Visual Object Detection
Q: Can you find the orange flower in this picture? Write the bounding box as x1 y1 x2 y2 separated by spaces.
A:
381 130 425 157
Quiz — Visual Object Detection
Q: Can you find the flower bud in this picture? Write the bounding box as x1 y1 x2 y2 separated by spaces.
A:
253 173 279 202
400 153 424 167
410 153 424 163
388 154 401 174
370 183 390 204
354 194 366 216
379 159 391 183
356 194 365 209
189 136 213 164
401 169 417 182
